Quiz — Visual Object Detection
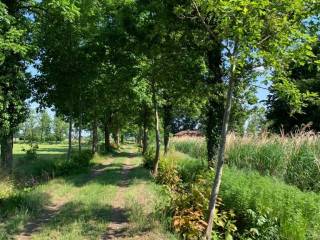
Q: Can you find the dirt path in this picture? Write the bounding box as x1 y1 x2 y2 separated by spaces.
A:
102 158 135 240
16 198 67 240
15 147 175 240
16 157 114 240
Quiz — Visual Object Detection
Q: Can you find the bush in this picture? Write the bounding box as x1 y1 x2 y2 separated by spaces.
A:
153 151 236 239
0 175 14 201
72 149 93 167
22 144 39 162
143 145 155 169
156 158 181 190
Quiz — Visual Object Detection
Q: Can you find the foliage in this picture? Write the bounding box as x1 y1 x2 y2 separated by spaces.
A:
218 167 320 240
71 149 93 167
239 209 280 240
267 41 320 133
148 151 237 239
285 141 320 192
172 135 320 192
0 0 33 137
22 144 39 162
172 137 207 165
142 145 156 170
0 174 14 201
154 147 320 239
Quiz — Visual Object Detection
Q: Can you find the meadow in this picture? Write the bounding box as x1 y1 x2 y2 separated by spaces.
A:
172 133 320 192
141 133 320 239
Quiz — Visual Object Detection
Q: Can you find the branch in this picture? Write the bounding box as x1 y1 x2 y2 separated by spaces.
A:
257 35 271 46
252 84 269 90
191 0 216 39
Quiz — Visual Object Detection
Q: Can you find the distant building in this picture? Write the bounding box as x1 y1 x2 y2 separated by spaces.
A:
174 130 203 138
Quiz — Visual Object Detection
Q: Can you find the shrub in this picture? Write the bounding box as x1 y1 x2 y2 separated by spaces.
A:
152 148 320 239
72 149 93 167
153 152 237 239
0 175 14 201
238 209 280 240
22 144 39 162
143 145 155 169
157 158 181 190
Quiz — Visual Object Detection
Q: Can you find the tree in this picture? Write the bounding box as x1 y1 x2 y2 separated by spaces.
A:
0 0 34 171
39 110 51 142
53 115 67 143
184 0 319 238
32 0 85 160
267 41 320 132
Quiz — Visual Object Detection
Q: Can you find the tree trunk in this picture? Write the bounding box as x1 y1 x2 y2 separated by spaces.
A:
116 128 120 147
163 103 172 155
78 112 82 154
205 63 236 239
137 126 143 146
206 98 224 168
206 45 223 168
79 77 82 153
40 129 43 143
142 125 148 155
67 117 72 161
92 119 98 154
1 133 13 172
152 81 161 176
104 121 111 152
120 133 124 144
142 104 149 155
78 125 82 154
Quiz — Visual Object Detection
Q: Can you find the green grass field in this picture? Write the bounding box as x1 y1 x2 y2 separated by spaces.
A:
0 144 176 240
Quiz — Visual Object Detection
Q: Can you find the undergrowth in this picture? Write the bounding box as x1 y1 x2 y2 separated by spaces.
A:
172 133 320 192
144 145 320 239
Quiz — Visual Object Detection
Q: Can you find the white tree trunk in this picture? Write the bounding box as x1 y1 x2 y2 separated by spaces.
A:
205 63 236 239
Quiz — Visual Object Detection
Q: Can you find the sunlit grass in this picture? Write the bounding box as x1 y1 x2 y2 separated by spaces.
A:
1 145 176 239
172 133 320 191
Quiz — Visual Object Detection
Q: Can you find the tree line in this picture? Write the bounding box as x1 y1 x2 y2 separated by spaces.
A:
17 110 68 144
1 0 319 238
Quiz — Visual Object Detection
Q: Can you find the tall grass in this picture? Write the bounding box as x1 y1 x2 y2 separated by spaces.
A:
172 132 320 192
151 148 320 239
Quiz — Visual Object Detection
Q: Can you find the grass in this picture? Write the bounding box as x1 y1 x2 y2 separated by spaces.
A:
172 133 320 192
154 148 320 239
218 167 320 239
0 144 176 240
11 143 93 186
